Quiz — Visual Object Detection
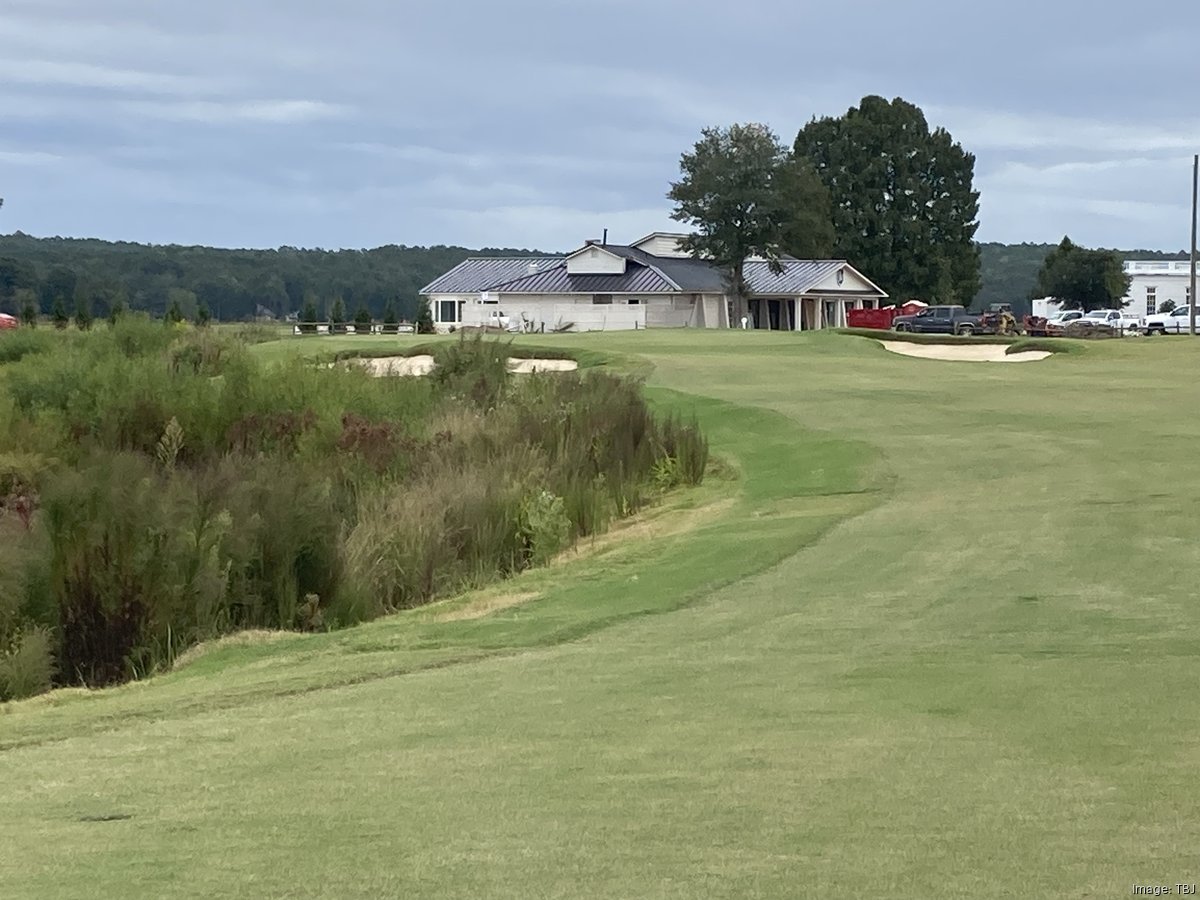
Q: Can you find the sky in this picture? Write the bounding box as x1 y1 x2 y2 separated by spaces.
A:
1 0 1199 253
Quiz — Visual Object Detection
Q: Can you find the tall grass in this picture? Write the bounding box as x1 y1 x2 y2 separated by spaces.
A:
0 325 708 695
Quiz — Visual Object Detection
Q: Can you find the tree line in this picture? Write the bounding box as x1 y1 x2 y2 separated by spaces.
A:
0 234 537 324
2 94 1187 323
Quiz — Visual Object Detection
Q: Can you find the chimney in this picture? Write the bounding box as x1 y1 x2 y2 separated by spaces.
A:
526 261 539 274
602 228 608 246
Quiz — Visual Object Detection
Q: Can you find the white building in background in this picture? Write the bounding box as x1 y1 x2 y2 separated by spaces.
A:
420 233 888 333
1122 260 1195 316
1033 259 1195 320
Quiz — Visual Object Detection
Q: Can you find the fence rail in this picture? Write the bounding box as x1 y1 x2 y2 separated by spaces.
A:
291 322 417 336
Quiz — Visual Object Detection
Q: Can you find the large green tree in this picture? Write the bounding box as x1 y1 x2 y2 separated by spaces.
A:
668 123 834 324
1033 237 1131 312
795 96 981 304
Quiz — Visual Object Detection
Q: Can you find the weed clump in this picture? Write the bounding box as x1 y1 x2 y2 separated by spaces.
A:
0 325 707 696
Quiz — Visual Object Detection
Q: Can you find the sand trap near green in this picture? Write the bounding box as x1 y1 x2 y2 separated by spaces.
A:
880 340 1051 362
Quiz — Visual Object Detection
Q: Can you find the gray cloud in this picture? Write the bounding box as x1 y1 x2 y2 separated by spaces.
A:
0 0 1198 251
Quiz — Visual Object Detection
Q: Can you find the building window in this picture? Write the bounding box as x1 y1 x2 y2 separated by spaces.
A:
438 300 458 323
1146 287 1157 316
627 298 641 305
592 294 613 305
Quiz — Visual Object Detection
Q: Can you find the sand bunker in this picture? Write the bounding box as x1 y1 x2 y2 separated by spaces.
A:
355 355 436 376
879 341 1051 363
356 356 579 376
506 358 579 374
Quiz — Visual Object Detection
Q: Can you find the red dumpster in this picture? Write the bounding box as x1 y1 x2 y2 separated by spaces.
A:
847 307 898 330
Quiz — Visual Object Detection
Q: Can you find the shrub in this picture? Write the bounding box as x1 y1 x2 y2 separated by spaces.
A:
0 626 54 701
416 297 435 334
21 298 38 328
1 329 708 697
52 297 69 330
354 305 372 333
0 329 53 364
520 490 570 566
432 334 512 409
74 297 94 331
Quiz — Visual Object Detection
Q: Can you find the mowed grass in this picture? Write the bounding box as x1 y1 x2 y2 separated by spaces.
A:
3 329 1200 898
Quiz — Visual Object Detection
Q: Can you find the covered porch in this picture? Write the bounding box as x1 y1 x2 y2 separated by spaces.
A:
746 294 880 331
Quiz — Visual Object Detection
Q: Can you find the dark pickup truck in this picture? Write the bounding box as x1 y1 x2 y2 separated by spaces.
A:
891 305 983 335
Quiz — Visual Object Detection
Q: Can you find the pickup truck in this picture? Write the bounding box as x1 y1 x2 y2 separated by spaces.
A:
1142 305 1199 335
891 305 982 336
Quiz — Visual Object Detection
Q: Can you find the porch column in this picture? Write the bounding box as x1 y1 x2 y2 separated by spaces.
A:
814 297 824 330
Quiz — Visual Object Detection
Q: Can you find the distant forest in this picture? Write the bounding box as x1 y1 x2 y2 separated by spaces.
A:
0 233 539 322
0 232 1190 322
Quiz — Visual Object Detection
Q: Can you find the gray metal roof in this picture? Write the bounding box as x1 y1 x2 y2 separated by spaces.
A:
744 260 844 295
420 257 563 294
484 260 676 294
604 245 726 292
421 248 883 299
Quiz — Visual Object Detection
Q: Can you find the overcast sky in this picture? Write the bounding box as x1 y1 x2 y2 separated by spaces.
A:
2 0 1198 253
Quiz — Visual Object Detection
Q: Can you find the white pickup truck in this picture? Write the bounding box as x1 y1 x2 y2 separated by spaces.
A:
1142 305 1196 335
1078 308 1142 334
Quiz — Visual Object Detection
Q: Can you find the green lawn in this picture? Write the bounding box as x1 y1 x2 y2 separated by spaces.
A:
3 330 1199 898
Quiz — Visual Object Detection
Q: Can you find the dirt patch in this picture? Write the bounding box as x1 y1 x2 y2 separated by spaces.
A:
355 355 436 376
879 341 1051 363
431 497 735 621
171 629 295 671
435 592 542 623
553 497 737 565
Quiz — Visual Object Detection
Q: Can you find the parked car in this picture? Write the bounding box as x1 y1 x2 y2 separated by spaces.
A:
1143 305 1196 335
1078 309 1142 334
0 313 17 330
1044 310 1085 334
891 305 982 335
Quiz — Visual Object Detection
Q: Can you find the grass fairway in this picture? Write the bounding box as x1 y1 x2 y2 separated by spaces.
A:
4 330 1200 898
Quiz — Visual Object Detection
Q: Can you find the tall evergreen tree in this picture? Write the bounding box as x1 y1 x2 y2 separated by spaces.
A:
353 303 372 332
51 296 69 329
669 123 834 324
795 96 981 304
329 296 347 333
108 296 126 326
74 295 93 331
416 297 435 334
21 297 38 328
196 300 212 326
166 297 184 324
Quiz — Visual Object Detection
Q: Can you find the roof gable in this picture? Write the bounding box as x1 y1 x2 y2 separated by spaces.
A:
630 232 692 258
565 243 627 275
743 260 887 297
